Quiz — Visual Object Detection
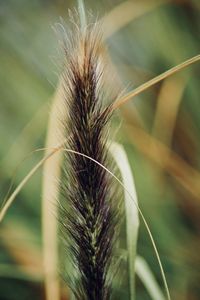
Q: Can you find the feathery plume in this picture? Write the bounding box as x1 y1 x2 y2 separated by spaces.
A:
59 18 118 300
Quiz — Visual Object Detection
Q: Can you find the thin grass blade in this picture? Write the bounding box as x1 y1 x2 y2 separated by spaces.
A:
110 142 139 300
135 256 166 300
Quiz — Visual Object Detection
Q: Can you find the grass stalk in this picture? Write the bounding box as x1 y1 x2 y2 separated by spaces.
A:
42 83 66 300
110 142 139 300
135 256 165 300
112 54 200 110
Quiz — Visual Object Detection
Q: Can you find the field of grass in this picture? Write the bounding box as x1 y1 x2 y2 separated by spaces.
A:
0 0 200 299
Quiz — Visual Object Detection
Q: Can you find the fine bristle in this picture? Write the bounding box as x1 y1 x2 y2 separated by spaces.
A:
59 21 118 300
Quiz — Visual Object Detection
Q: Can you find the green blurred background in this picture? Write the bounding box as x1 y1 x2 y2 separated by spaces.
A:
0 0 200 299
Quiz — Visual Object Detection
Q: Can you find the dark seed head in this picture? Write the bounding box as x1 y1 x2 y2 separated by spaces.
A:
59 21 118 300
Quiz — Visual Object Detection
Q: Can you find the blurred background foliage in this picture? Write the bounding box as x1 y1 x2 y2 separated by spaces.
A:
0 0 200 299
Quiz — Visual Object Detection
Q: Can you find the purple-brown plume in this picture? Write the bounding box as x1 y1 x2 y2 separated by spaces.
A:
59 21 118 300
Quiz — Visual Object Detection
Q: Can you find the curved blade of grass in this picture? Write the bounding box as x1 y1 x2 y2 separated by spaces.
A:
110 142 139 300
135 256 165 300
112 54 200 110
